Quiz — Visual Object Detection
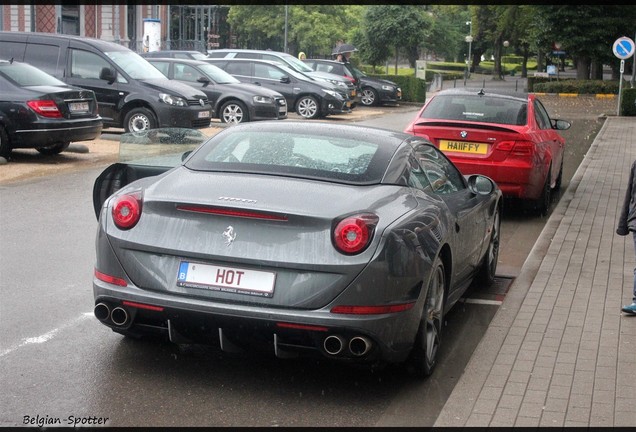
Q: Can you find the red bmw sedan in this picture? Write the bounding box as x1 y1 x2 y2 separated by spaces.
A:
404 89 570 215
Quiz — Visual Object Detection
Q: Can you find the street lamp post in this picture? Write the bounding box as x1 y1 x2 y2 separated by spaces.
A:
465 20 472 79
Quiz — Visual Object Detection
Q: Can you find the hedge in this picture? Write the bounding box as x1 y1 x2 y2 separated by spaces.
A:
622 88 636 116
367 74 428 103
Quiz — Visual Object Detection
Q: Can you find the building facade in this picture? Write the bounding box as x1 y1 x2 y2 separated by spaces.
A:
0 4 230 54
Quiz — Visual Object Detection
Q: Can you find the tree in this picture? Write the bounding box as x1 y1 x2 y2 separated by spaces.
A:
363 5 432 73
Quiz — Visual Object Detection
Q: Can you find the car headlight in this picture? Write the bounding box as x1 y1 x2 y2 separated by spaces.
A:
382 85 395 91
322 89 343 99
253 95 274 104
159 93 187 107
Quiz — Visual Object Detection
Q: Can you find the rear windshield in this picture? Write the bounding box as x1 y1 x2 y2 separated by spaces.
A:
0 61 65 87
185 130 389 185
422 94 527 126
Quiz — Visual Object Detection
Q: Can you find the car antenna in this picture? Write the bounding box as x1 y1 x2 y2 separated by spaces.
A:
9 57 13 64
477 89 485 96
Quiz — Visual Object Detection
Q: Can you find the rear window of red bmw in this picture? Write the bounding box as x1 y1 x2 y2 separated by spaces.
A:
422 94 527 126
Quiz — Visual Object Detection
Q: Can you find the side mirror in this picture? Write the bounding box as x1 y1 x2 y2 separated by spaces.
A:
197 76 210 86
552 119 571 130
181 150 193 162
467 174 495 195
99 67 117 83
280 75 291 84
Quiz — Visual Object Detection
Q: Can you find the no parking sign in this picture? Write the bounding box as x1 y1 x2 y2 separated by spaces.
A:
613 36 635 60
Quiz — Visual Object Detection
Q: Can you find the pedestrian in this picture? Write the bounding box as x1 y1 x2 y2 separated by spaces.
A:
616 159 636 315
298 52 306 60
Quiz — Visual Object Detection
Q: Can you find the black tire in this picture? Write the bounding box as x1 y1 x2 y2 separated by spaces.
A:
0 125 11 159
295 95 320 119
360 87 379 106
36 141 70 155
554 159 564 191
407 256 445 378
220 100 249 124
476 204 501 286
535 169 552 216
124 107 157 133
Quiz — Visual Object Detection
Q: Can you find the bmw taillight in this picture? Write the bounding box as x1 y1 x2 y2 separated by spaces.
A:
497 140 534 156
26 100 62 118
112 191 143 230
332 213 378 255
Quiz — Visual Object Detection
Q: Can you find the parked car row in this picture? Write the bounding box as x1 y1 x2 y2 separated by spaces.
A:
0 33 403 158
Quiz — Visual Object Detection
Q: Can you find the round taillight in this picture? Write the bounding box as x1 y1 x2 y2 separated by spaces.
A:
112 192 142 230
333 213 378 255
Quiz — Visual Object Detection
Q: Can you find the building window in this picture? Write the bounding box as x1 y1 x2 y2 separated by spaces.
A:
61 4 79 35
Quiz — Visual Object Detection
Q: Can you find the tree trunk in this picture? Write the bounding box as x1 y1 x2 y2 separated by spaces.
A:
521 44 529 78
576 56 591 80
394 46 398 75
537 51 545 74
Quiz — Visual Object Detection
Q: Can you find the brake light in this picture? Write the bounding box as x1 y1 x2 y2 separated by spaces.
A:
331 302 416 315
112 191 143 230
332 213 378 255
497 140 534 156
94 269 127 287
26 100 62 118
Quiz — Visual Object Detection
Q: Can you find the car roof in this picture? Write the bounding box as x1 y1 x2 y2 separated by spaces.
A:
146 58 209 66
435 88 529 102
209 48 290 57
0 31 129 52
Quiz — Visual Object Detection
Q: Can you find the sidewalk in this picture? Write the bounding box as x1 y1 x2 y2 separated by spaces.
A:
434 116 636 427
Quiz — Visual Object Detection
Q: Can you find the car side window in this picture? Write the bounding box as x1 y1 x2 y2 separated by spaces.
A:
255 64 284 80
225 62 251 77
151 62 169 77
414 144 465 195
534 100 552 130
70 49 127 83
407 155 432 191
174 63 198 82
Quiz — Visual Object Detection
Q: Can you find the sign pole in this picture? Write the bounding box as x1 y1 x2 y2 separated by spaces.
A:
618 60 624 116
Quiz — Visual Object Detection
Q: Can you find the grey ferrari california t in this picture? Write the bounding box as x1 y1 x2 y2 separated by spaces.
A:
92 121 502 377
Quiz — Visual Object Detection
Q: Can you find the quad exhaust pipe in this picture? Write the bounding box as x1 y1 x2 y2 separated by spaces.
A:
94 302 131 327
323 334 373 357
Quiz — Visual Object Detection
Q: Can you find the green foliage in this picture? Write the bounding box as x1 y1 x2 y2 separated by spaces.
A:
532 79 620 95
368 74 427 103
621 88 636 116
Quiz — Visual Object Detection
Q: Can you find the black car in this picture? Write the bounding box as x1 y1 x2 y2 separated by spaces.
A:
303 59 402 107
0 32 212 133
147 58 287 124
141 50 210 61
0 59 102 158
206 58 351 120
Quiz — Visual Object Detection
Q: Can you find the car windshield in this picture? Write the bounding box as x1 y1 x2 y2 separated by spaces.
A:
185 130 387 185
105 50 167 80
198 63 240 84
422 94 527 126
0 61 66 87
281 54 315 73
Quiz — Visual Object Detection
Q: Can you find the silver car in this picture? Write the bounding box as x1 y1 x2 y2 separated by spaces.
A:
92 122 502 377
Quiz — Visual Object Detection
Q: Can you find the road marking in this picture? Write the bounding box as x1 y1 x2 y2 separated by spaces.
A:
464 298 503 306
0 312 93 358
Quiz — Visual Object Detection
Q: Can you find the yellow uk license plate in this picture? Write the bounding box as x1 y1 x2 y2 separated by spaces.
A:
439 140 488 154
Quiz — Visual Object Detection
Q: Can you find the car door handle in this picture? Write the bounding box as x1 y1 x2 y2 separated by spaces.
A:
253 81 262 86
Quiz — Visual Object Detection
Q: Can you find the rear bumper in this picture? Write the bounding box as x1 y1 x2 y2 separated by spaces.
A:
13 119 103 148
452 159 545 200
93 278 419 364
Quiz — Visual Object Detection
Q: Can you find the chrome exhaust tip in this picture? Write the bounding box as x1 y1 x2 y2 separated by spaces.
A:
349 336 372 357
323 334 346 356
110 306 129 327
94 303 110 322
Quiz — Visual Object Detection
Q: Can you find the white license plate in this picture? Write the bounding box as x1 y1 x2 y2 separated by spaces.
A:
198 111 210 118
279 106 287 114
69 102 89 112
177 261 275 297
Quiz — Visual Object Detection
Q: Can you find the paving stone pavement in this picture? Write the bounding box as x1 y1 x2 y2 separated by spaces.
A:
434 116 636 427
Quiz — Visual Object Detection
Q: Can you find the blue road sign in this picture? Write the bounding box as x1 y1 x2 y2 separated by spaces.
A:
613 36 635 60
